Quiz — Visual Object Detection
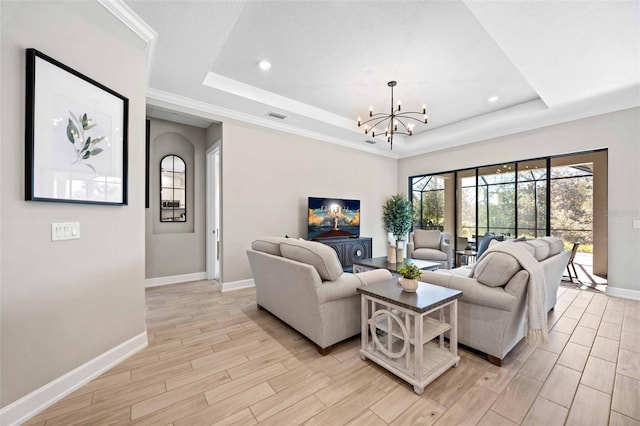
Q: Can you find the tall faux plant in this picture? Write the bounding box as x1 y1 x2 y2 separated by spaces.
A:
382 194 413 262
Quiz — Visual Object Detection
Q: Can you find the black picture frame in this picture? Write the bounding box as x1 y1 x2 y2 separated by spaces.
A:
25 48 128 205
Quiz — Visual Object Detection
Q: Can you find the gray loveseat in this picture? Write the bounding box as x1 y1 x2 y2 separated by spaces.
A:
247 237 392 354
420 237 571 365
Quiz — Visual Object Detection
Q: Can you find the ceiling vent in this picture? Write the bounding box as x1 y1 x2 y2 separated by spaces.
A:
266 111 287 120
365 139 377 144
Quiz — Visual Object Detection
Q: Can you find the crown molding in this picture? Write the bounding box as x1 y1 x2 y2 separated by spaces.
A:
203 72 354 130
146 88 399 159
97 0 157 82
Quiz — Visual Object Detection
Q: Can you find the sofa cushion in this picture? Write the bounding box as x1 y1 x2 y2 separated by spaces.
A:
251 237 287 256
447 275 519 312
450 266 473 278
413 229 441 249
413 247 448 261
515 240 536 257
473 251 521 287
542 237 564 256
477 234 504 258
280 239 343 281
488 239 501 249
524 239 550 261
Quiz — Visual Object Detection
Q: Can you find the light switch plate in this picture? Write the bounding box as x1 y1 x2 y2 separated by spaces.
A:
52 222 80 241
634 220 640 229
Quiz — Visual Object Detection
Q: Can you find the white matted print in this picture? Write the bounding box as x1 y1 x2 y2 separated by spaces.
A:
25 48 128 205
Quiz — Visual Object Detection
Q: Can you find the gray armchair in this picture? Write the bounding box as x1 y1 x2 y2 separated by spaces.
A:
406 229 453 269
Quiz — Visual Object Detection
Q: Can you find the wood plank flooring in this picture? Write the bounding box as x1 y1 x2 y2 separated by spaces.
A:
24 281 640 425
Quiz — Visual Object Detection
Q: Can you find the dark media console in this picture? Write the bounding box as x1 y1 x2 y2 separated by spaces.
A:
315 237 372 272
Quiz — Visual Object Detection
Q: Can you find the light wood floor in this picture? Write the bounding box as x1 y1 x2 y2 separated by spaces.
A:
25 281 640 425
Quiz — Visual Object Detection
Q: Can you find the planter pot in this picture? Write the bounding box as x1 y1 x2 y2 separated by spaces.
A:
400 278 419 292
396 240 404 264
387 245 396 263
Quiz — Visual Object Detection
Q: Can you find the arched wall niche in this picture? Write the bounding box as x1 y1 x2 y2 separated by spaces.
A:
153 131 195 234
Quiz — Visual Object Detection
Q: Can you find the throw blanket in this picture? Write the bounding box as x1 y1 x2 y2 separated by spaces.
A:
477 241 549 344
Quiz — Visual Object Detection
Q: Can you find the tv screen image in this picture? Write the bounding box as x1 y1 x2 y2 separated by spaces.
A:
308 197 360 240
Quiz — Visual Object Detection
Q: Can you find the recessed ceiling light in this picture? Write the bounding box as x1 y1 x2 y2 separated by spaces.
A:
488 95 500 103
258 60 271 71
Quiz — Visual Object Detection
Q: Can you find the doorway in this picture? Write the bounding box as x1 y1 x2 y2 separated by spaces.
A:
550 151 608 287
206 143 221 280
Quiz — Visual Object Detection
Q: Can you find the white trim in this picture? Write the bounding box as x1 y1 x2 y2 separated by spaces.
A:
206 145 214 280
145 272 208 288
149 86 638 162
221 279 255 292
606 286 640 301
206 144 221 281
203 72 354 130
0 332 147 426
97 0 158 82
146 88 399 160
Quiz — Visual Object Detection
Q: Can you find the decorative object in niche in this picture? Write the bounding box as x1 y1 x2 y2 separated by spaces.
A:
24 48 128 205
160 155 186 222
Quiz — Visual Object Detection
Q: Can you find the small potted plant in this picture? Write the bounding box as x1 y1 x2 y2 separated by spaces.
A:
464 243 473 254
397 261 421 292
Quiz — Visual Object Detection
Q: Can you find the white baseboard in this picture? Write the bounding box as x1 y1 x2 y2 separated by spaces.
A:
0 331 147 426
221 278 255 292
145 272 207 288
606 286 640 301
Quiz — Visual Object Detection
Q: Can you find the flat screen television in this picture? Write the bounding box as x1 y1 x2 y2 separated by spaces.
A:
308 197 360 240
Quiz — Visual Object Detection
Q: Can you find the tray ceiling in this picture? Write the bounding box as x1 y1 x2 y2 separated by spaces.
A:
126 0 640 158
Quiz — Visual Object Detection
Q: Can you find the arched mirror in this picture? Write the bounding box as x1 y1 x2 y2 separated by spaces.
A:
160 155 186 222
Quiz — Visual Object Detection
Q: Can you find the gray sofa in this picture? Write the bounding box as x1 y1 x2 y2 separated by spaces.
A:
420 237 571 365
246 237 392 354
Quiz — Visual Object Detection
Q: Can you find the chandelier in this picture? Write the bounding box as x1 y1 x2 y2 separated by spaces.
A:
357 81 428 150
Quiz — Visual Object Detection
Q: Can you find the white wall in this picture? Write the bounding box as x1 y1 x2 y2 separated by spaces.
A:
221 119 398 284
398 107 640 295
1 1 147 408
146 118 206 279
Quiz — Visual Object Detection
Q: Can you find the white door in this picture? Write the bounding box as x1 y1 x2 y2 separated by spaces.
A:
206 143 221 280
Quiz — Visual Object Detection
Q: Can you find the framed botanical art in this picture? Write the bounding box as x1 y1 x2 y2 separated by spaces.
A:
25 48 128 205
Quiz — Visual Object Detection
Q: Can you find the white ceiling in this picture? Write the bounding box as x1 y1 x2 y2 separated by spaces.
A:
125 0 640 158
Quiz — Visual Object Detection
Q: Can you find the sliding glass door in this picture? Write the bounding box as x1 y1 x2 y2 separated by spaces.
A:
550 158 594 248
478 164 516 238
457 169 476 240
517 159 548 239
411 175 444 231
411 173 455 236
409 149 607 279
